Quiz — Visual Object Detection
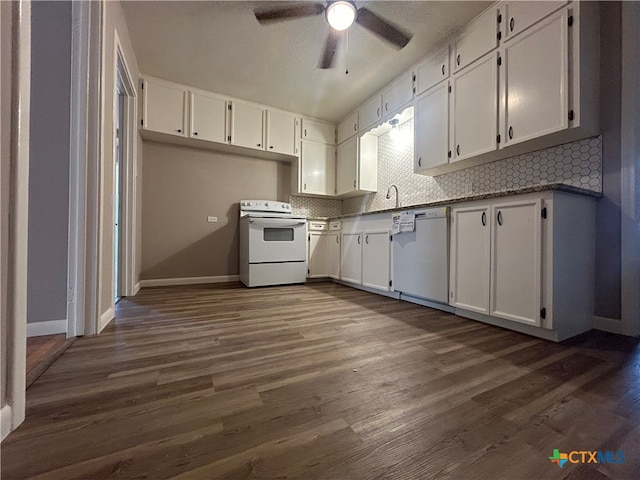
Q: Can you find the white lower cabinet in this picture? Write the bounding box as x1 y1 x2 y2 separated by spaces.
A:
340 233 362 284
362 231 391 291
450 191 595 340
308 232 329 278
327 232 341 279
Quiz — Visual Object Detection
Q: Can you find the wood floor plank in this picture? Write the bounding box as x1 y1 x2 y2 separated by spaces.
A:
2 282 639 479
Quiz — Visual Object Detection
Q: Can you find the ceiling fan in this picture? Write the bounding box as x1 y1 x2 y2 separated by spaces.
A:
254 1 413 69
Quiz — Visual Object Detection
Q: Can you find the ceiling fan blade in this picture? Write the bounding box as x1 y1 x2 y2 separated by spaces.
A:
319 29 340 69
356 8 412 49
255 3 325 24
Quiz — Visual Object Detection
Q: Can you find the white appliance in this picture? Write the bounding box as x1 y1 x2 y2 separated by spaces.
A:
393 207 449 304
239 200 307 287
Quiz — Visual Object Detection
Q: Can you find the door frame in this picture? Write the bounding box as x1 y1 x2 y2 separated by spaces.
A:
1 0 31 441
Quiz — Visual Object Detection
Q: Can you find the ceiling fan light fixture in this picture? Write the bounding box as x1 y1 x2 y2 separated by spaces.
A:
326 1 356 31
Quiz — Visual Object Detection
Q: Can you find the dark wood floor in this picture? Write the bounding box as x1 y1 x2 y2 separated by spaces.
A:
2 282 639 479
26 334 73 388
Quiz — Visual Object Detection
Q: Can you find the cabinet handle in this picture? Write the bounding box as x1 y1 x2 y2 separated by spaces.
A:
353 180 357 188
177 129 182 133
497 210 503 226
336 236 339 244
304 183 307 190
304 128 307 137
456 54 461 66
442 64 445 75
385 102 389 111
481 211 486 226
354 123 357 131
456 144 460 156
357 235 361 244
377 107 380 117
508 126 513 140
365 235 369 244
510 17 514 32
418 157 422 168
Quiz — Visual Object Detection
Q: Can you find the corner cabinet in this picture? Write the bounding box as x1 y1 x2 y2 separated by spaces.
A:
450 191 595 341
296 140 335 196
336 134 377 198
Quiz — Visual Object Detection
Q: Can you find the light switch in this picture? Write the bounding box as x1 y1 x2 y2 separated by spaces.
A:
207 216 218 223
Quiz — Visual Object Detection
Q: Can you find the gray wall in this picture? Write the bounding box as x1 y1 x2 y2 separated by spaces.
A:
141 143 290 279
595 1 622 319
27 1 72 325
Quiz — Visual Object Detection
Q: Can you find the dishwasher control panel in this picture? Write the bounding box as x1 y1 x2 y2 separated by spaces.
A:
413 207 449 219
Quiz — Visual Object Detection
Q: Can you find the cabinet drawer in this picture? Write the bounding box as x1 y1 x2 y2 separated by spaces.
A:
330 221 342 231
302 118 335 144
359 95 383 132
416 45 449 96
454 7 499 71
308 221 328 231
504 1 568 40
337 111 359 144
382 73 414 117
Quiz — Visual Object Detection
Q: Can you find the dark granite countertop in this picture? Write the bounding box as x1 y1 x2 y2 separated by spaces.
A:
332 184 602 219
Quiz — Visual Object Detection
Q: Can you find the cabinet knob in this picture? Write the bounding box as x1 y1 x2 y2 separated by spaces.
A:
269 145 274 149
510 17 514 32
177 129 182 133
456 54 461 66
193 132 198 136
257 143 261 147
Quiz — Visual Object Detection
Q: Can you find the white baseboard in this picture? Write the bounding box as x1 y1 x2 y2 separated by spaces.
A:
593 315 623 334
1 404 12 441
26 319 67 337
133 282 141 295
139 275 240 287
99 307 115 333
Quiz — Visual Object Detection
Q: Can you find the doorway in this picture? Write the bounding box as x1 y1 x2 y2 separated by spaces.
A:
114 80 124 302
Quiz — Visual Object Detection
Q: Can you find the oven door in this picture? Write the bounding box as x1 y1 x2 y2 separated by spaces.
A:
247 217 307 263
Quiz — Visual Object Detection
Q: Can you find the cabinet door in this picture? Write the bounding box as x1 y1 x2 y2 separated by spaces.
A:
451 53 498 162
504 1 567 40
301 118 335 144
328 233 341 279
454 7 499 71
359 95 383 132
416 45 449 95
230 100 264 150
267 110 296 155
337 111 359 144
341 233 362 284
336 136 358 196
490 199 542 326
450 205 491 313
190 92 227 143
503 10 568 147
362 231 390 291
143 78 186 137
308 233 329 278
415 82 449 172
382 73 414 117
300 140 336 196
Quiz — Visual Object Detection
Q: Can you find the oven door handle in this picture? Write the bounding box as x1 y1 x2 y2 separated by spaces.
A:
249 219 306 227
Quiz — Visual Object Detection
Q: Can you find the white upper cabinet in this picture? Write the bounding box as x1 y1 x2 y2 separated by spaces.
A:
336 134 377 197
299 140 335 196
301 118 335 144
454 7 499 71
230 100 264 150
382 73 414 118
189 91 227 143
359 95 383 132
489 199 542 326
266 110 296 156
336 136 358 197
415 81 450 172
415 45 449 96
502 10 568 147
503 1 568 40
337 111 358 144
142 77 187 137
451 52 498 162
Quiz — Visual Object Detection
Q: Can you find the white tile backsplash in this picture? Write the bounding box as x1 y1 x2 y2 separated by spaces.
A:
291 118 602 217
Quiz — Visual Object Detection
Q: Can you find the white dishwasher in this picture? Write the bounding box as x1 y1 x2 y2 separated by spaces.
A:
392 207 449 304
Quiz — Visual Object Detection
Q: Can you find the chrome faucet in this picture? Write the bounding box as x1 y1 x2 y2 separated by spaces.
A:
386 184 400 208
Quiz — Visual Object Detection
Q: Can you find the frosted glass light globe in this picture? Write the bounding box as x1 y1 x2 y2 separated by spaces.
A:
326 1 356 31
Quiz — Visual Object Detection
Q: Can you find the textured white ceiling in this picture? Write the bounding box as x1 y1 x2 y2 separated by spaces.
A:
122 1 491 122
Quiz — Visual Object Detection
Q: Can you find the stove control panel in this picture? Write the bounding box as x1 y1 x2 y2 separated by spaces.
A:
240 200 292 213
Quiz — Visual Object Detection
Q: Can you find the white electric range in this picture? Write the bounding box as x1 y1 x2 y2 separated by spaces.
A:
239 200 307 287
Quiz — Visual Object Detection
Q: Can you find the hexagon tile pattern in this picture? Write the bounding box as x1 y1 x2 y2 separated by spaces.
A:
291 118 602 218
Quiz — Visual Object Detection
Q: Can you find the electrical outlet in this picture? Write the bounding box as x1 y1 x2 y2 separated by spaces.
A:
465 182 473 195
207 216 218 223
